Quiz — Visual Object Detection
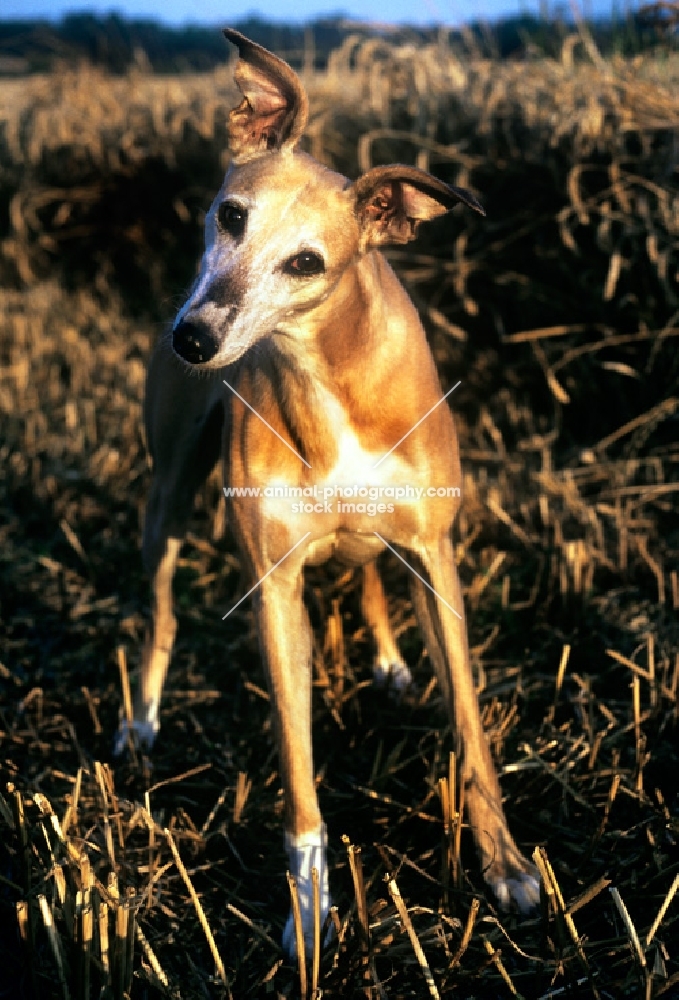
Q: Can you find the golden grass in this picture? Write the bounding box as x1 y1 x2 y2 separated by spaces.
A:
1 29 678 998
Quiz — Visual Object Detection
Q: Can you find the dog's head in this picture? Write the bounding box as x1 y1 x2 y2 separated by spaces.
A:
171 29 484 369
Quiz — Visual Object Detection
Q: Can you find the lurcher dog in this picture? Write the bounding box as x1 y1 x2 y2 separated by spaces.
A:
117 29 539 955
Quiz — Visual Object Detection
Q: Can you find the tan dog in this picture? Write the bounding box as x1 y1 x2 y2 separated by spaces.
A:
117 29 539 954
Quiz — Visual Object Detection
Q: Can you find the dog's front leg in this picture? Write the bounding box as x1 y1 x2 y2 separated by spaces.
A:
252 560 329 958
411 534 540 912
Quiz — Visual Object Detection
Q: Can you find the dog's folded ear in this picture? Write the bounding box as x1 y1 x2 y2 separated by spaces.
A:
353 165 485 249
224 28 309 161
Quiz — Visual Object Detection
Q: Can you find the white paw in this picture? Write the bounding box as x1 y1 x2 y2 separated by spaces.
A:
113 717 158 757
282 825 331 958
491 870 541 914
373 656 412 693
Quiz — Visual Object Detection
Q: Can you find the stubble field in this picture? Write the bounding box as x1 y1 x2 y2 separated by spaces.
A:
1 28 678 999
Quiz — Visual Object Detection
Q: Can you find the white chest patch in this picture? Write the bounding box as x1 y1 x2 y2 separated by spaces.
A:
259 385 420 522
314 388 412 490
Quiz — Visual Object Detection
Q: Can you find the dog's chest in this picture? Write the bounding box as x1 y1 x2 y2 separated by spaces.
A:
258 383 428 532
315 388 412 490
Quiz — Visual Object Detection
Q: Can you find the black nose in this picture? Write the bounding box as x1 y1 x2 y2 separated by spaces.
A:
172 320 218 364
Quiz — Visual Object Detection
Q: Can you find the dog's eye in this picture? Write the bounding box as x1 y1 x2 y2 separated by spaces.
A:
217 201 246 238
284 252 325 277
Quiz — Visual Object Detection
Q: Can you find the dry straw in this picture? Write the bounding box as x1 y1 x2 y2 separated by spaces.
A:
1 20 679 998
165 826 227 984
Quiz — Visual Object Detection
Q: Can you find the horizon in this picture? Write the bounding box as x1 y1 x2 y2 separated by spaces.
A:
0 1 640 28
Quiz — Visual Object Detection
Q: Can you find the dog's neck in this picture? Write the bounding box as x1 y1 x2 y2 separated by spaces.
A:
235 251 438 480
241 255 382 473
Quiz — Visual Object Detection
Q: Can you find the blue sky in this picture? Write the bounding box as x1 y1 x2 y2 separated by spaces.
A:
1 0 629 28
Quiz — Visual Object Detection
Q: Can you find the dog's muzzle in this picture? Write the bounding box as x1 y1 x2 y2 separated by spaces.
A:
172 320 219 364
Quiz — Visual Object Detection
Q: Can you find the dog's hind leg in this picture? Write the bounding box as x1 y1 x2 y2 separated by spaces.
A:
115 345 224 753
361 560 412 692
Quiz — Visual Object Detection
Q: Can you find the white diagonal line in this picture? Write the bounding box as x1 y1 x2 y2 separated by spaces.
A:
222 532 311 620
223 380 311 468
371 381 461 470
373 532 462 620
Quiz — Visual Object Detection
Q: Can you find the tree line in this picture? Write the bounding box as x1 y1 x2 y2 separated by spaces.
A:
0 10 671 75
